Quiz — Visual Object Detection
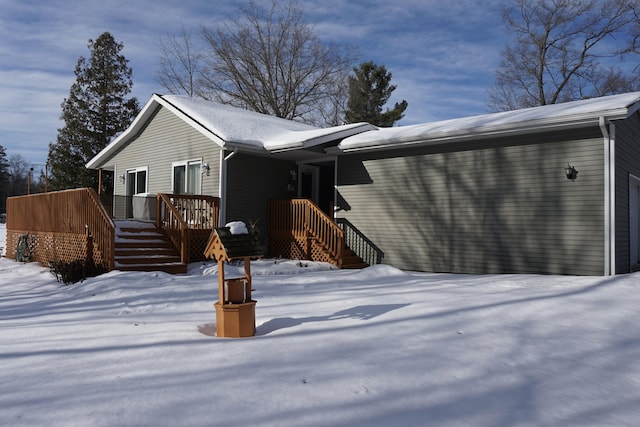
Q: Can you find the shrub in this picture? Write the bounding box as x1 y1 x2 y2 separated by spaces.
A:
49 259 108 285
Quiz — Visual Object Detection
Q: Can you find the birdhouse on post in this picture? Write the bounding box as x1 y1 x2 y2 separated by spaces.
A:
203 226 263 338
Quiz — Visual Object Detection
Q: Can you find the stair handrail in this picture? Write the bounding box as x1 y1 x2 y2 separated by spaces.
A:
156 193 190 263
336 217 384 266
270 199 344 266
302 199 344 266
85 188 116 270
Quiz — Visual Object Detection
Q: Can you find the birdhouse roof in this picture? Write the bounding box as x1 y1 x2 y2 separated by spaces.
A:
203 227 263 261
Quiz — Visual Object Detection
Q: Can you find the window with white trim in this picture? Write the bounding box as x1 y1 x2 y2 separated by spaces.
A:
172 160 202 194
126 168 148 195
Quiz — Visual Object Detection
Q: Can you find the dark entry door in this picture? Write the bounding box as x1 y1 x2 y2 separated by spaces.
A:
298 165 319 204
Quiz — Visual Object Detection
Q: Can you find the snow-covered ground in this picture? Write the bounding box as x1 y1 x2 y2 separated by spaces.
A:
1 223 640 427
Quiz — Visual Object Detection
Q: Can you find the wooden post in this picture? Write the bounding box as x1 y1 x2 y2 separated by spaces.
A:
244 256 252 301
156 194 162 229
181 227 189 264
218 258 225 304
98 168 103 196
85 225 94 264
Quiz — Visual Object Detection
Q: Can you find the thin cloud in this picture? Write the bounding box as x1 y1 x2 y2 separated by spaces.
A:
0 0 509 165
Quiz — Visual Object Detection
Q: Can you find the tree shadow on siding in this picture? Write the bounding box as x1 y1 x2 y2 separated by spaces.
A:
357 139 599 275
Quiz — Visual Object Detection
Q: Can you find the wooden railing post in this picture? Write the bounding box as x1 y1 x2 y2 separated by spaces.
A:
85 225 94 264
181 227 189 264
156 194 162 229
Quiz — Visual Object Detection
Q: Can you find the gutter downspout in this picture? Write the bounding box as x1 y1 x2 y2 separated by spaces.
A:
601 116 615 275
333 157 338 220
219 148 238 226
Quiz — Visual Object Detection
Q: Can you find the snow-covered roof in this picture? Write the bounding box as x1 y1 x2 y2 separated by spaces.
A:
87 91 640 169
162 95 314 147
337 91 640 152
86 94 375 169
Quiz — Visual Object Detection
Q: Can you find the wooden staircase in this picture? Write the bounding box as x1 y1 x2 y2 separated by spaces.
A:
341 247 369 269
268 199 372 269
114 221 187 274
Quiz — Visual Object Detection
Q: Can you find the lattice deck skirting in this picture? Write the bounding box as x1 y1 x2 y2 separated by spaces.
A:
6 230 105 267
268 236 338 266
188 229 213 263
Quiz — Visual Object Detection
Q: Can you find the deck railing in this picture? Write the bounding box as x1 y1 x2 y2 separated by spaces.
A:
6 188 115 269
156 193 220 263
268 199 344 267
336 218 384 266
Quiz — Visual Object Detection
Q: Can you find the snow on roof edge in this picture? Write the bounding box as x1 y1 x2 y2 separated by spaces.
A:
263 122 378 151
338 91 640 152
87 94 378 168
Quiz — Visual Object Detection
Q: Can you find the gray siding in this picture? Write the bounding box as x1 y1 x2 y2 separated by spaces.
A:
104 106 222 197
337 129 606 275
226 153 295 239
614 116 640 273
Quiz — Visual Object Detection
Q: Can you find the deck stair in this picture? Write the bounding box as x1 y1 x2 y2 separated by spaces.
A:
114 220 187 274
309 233 368 269
341 247 369 269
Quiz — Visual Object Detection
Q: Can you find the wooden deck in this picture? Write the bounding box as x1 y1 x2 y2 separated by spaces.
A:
6 188 115 269
6 191 370 273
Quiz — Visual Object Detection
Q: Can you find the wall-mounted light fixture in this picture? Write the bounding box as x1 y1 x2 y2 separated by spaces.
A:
565 164 579 181
119 174 126 184
201 162 210 176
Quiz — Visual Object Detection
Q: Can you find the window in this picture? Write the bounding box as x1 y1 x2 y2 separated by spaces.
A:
172 160 202 194
124 167 148 219
126 168 147 195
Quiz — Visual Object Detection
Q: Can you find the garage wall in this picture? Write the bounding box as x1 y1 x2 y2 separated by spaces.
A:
337 128 606 275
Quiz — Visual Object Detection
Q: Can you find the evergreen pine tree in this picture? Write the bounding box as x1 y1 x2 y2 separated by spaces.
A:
48 32 139 191
344 61 408 127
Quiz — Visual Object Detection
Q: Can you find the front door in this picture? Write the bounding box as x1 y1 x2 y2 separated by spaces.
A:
299 165 319 205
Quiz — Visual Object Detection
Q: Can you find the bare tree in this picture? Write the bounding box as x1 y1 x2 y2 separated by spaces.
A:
316 74 350 126
626 4 640 54
591 67 640 97
8 154 31 196
488 0 638 111
175 0 356 125
157 25 203 98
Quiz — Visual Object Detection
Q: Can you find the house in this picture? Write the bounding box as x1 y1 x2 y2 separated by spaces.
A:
12 91 638 276
87 94 375 222
333 91 640 275
83 94 376 270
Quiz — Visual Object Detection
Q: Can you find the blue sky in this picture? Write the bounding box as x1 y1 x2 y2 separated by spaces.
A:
0 0 507 168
